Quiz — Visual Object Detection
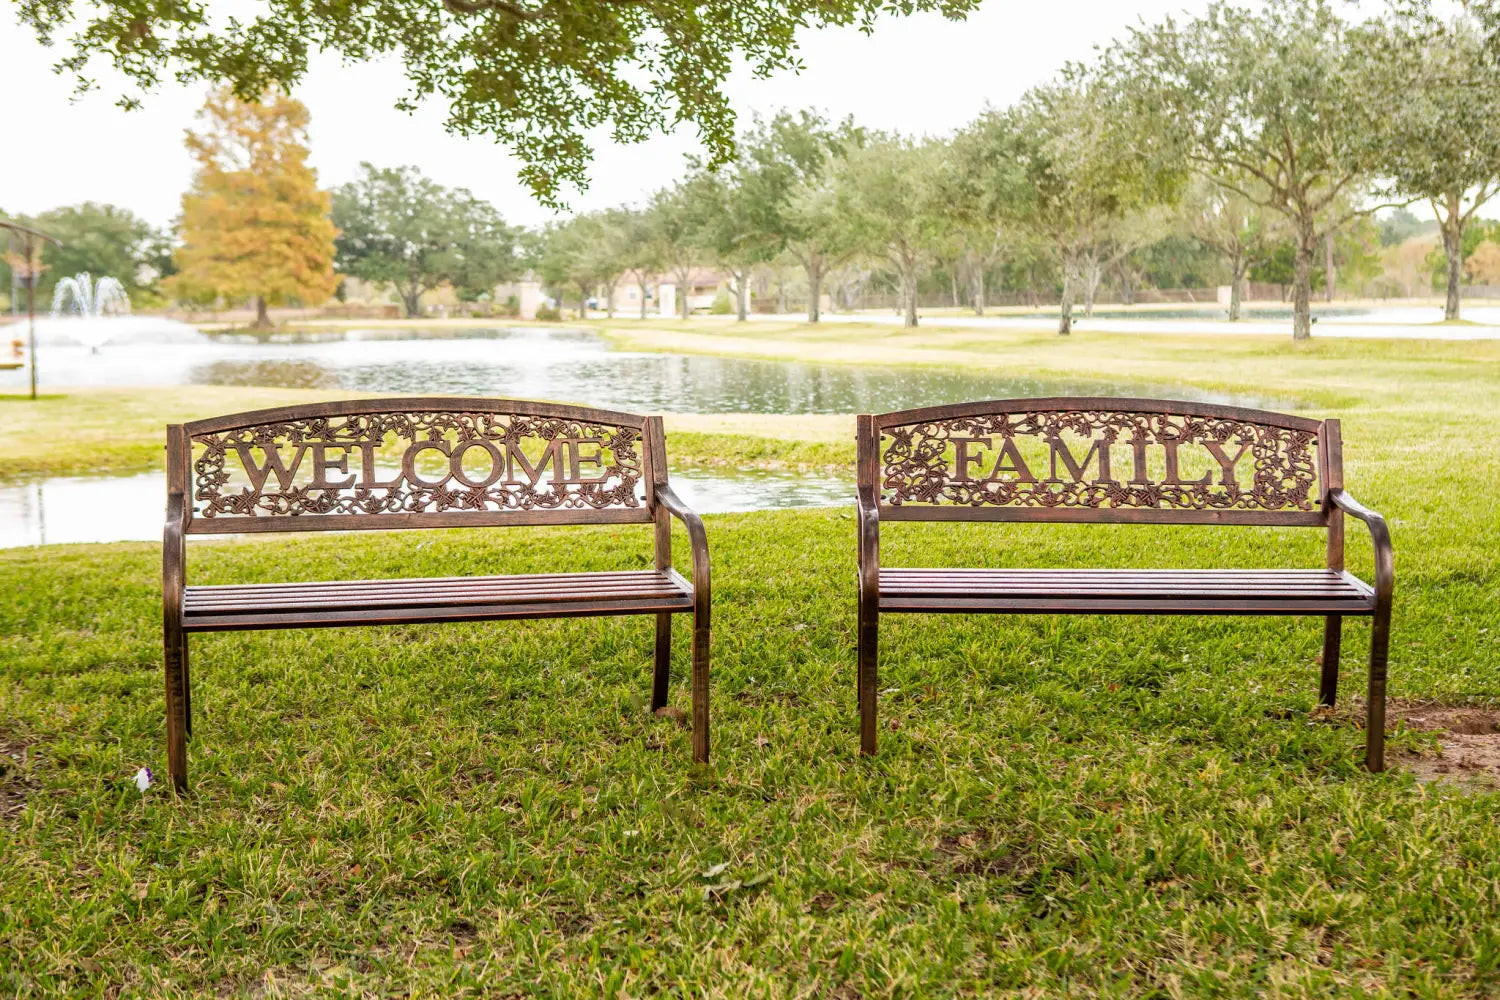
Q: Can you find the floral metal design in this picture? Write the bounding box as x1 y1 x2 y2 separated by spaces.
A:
880 409 1318 512
191 410 642 519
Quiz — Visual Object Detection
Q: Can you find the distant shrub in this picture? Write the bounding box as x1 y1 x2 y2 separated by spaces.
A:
534 304 561 321
709 289 733 314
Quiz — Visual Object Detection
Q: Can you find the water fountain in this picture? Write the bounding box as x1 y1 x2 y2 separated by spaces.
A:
50 272 132 352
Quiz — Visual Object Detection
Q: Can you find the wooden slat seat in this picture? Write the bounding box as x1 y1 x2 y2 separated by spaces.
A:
878 568 1376 615
182 570 695 632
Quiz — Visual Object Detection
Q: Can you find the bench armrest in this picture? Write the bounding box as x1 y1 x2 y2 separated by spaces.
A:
163 491 188 615
654 484 711 616
856 485 879 599
1329 488 1394 607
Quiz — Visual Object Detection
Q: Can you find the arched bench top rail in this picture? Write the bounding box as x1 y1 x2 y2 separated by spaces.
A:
181 396 648 435
872 396 1322 434
172 397 656 532
860 396 1330 527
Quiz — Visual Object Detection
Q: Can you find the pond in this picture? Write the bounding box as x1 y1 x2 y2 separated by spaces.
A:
4 324 1297 413
0 467 853 549
1 323 1307 547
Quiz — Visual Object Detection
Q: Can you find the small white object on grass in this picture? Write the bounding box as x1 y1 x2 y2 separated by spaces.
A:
134 767 154 792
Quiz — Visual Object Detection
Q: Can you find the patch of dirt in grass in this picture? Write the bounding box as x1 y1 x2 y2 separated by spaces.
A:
0 731 37 820
934 830 1038 881
1390 701 1500 791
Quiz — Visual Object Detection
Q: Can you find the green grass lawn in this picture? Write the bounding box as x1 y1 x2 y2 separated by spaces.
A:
2 327 1500 995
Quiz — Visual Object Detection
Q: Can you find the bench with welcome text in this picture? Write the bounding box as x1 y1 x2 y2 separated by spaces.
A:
162 398 710 793
855 398 1393 770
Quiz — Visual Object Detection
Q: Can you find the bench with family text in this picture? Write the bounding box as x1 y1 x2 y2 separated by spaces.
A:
162 398 711 792
855 398 1393 769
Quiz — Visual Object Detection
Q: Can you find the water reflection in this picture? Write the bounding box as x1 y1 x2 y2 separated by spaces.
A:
3 325 1298 412
0 467 852 548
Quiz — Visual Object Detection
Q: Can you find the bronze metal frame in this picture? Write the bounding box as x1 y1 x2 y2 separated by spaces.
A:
163 398 711 793
856 397 1393 770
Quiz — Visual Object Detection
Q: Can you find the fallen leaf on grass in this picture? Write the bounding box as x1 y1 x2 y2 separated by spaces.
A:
703 871 773 900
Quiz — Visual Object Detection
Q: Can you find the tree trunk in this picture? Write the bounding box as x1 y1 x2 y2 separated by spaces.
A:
605 279 617 318
1324 230 1336 303
1083 257 1101 318
401 286 423 318
970 267 986 316
950 271 960 308
253 295 273 330
806 260 823 323
1292 227 1315 341
1058 263 1075 336
1442 220 1463 322
734 270 749 321
1228 252 1245 322
578 281 590 320
638 279 649 319
903 267 919 328
679 277 690 320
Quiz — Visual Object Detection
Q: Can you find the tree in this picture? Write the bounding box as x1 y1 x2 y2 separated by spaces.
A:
960 80 1178 335
21 203 161 302
613 208 663 319
165 89 338 329
1377 208 1430 247
534 210 625 318
1186 178 1284 320
332 164 517 318
19 1 977 207
944 123 1025 315
1105 0 1392 339
684 124 796 321
1464 239 1500 285
830 137 947 328
646 183 709 321
1365 9 1500 320
772 113 869 322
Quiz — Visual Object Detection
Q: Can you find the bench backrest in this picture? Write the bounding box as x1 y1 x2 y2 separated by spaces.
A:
169 398 664 535
859 398 1340 526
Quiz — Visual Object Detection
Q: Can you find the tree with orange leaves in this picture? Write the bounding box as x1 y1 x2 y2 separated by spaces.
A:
166 89 338 329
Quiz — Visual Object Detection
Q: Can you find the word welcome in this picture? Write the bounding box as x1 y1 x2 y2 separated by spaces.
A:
950 434 1255 487
230 437 616 492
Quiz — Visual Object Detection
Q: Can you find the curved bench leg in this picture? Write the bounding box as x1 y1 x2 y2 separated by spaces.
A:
1365 607 1391 772
1319 614 1342 707
858 605 878 756
164 622 190 793
652 612 672 712
691 609 710 765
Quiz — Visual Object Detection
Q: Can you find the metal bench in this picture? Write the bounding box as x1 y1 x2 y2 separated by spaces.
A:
855 398 1393 770
163 398 711 792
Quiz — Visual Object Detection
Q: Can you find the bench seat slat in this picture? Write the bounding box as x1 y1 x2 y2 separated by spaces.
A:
877 568 1375 615
182 570 693 631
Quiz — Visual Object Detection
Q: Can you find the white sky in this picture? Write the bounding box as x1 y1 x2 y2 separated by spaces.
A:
5 2 1222 229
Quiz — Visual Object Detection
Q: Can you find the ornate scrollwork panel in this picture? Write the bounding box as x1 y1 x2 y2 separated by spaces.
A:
880 409 1318 512
190 410 643 519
